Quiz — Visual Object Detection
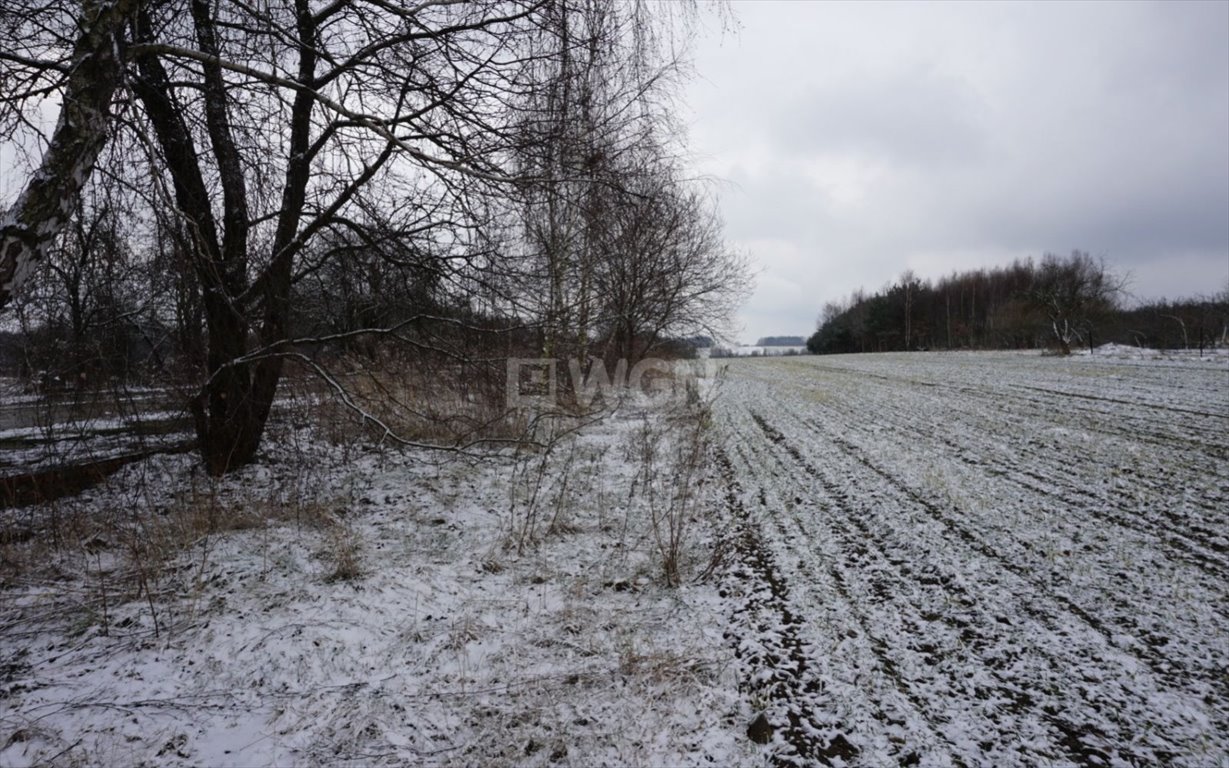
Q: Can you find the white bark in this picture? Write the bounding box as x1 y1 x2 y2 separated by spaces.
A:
0 0 138 311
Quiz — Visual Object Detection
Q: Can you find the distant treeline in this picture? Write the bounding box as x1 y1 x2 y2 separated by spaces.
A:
756 336 805 347
808 251 1229 355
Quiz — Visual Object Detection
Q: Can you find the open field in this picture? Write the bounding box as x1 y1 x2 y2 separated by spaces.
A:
1 350 1226 767
714 351 1229 766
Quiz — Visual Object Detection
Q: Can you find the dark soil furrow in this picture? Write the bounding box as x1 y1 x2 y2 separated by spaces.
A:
744 409 1190 765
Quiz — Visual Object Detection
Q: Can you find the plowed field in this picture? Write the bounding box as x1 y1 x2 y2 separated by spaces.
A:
715 352 1228 767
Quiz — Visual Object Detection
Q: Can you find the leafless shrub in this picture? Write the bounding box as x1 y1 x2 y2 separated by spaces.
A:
508 425 572 554
279 353 531 451
627 379 717 587
642 420 702 587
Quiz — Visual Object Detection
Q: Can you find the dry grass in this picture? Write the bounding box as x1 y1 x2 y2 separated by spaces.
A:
321 522 363 582
632 386 716 587
281 355 530 448
0 459 362 644
1 354 719 657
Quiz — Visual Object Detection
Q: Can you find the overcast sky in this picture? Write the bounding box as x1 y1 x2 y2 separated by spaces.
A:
684 0 1229 344
3 2 1225 347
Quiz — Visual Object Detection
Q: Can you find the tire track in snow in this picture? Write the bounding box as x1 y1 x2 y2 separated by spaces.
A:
799 362 1228 525
799 357 1229 461
781 366 1229 632
798 382 1229 595
822 421 1228 700
719 436 974 767
728 438 993 766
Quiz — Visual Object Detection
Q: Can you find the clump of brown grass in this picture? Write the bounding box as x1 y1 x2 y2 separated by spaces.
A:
321 521 363 583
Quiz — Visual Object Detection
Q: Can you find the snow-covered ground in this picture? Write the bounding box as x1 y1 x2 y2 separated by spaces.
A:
1077 342 1229 363
3 351 1227 767
714 351 1228 766
0 380 192 474
0 394 751 767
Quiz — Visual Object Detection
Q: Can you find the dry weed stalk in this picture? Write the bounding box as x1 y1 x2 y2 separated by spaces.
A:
634 373 720 587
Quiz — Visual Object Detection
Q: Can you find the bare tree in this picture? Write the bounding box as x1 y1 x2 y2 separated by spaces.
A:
1028 251 1127 355
899 269 918 350
5 0 555 473
1217 280 1229 347
17 183 153 383
509 0 690 363
3 0 744 475
594 166 750 363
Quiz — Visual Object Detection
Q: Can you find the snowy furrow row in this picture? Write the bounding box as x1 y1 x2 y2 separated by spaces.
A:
713 352 1228 766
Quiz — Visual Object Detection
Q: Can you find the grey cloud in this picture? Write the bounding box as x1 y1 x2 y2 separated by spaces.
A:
686 0 1228 341
772 71 988 169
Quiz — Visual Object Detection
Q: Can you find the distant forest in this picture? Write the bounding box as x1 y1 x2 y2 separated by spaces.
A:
808 251 1229 355
756 336 806 347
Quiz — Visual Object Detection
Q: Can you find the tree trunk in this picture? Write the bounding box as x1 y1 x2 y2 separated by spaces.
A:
192 342 258 476
131 0 318 475
133 7 267 475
